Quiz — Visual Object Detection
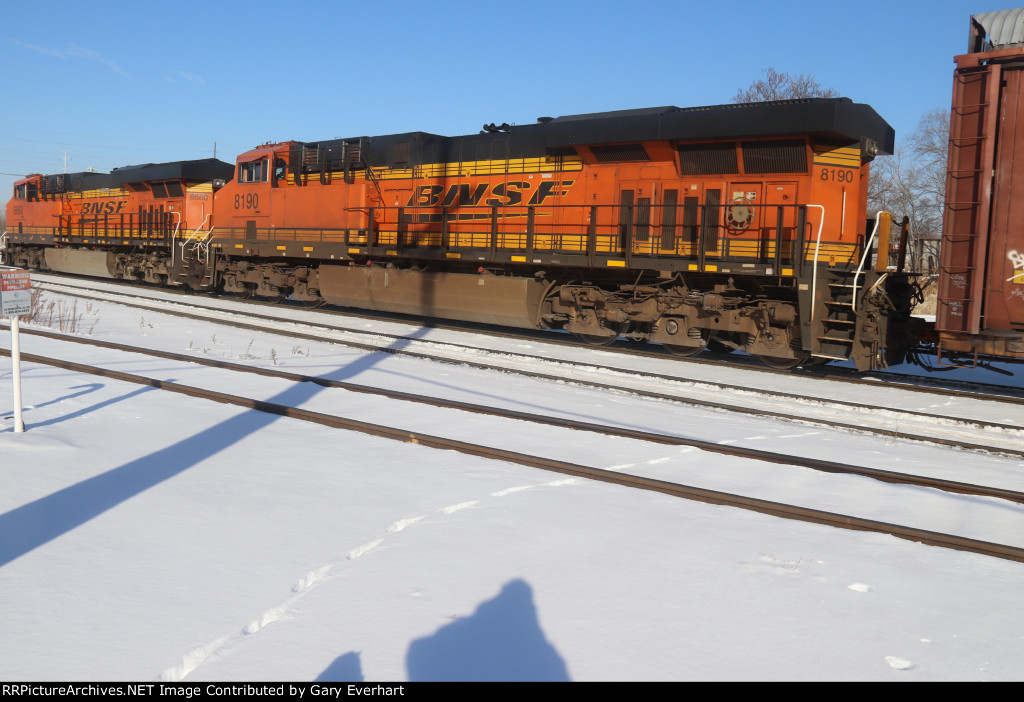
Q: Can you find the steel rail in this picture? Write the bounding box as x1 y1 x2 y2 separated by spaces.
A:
30 280 1024 417
5 317 1024 460
4 348 1023 564
31 273 1024 406
3 334 1024 504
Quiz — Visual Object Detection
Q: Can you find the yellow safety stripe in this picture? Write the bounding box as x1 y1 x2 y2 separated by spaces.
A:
812 144 861 167
285 156 585 185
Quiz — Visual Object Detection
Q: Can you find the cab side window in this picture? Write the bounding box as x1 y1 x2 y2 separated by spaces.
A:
238 159 267 183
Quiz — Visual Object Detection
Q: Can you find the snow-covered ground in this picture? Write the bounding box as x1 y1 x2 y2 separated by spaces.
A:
1 285 1023 682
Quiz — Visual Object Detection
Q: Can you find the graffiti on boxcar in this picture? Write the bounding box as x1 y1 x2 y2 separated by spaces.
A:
1007 250 1024 282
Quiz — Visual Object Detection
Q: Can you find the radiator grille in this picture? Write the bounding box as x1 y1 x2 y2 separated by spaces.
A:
590 143 650 163
679 143 739 175
741 139 808 173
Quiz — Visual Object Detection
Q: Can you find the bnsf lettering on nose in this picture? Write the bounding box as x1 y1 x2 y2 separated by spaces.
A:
81 201 127 215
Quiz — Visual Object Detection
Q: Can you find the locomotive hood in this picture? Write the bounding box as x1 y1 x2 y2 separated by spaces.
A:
539 98 894 156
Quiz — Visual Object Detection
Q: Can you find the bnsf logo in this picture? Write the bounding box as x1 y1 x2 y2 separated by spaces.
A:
81 201 127 215
407 180 575 207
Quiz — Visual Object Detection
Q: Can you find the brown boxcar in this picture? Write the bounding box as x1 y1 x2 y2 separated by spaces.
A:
937 8 1024 362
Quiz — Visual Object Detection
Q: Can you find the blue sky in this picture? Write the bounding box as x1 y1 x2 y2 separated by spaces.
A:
0 0 1000 205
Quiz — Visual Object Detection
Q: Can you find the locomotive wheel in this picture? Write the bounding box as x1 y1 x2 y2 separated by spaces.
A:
303 299 326 309
758 353 809 370
577 333 618 346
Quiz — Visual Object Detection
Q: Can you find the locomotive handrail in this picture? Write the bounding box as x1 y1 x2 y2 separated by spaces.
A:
852 212 885 311
172 212 204 269
195 227 216 258
806 204 826 328
375 201 810 266
169 211 184 272
186 214 213 243
16 199 825 281
191 222 215 256
171 214 214 275
169 211 182 251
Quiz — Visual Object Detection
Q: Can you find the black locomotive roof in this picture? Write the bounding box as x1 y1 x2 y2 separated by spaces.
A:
37 171 117 193
341 98 893 168
112 158 235 185
537 98 895 154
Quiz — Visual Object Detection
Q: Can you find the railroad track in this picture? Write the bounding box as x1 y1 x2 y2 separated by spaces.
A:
5 327 1022 502
14 281 1024 458
3 340 1023 564
29 272 1024 403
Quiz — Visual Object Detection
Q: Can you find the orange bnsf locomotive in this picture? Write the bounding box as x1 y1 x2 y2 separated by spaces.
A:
3 98 919 370
4 160 233 282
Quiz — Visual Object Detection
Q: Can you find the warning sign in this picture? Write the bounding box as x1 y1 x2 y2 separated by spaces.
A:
0 269 31 316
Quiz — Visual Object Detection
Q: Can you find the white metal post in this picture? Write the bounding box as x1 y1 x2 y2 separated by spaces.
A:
2 267 30 433
10 314 24 432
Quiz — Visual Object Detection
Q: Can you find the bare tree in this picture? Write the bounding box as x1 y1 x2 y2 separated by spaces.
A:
868 109 948 274
732 67 838 102
907 108 950 211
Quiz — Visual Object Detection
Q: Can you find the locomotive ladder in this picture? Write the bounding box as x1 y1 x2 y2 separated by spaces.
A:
174 219 216 288
806 213 888 370
810 269 890 371
812 269 861 362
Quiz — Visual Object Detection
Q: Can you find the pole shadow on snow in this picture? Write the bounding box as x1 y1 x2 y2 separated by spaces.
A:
3 381 109 426
0 328 432 569
5 382 105 414
404 579 570 682
23 384 159 429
